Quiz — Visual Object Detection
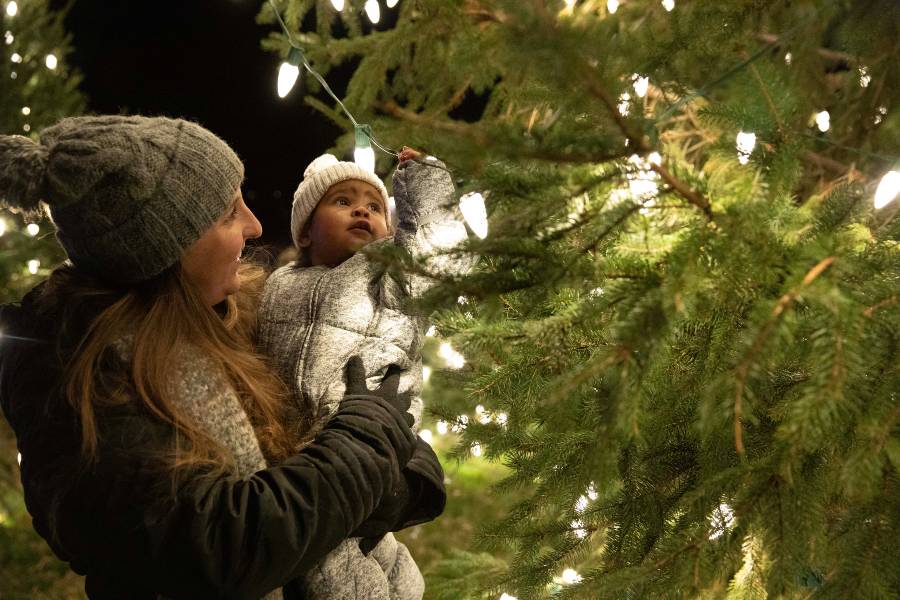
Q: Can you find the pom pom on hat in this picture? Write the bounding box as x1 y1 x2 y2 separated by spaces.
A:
0 134 50 213
291 153 390 249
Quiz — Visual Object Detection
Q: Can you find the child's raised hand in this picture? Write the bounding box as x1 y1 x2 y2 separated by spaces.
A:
398 146 422 163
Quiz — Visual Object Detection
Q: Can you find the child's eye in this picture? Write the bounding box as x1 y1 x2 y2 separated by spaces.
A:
368 203 382 213
224 206 240 222
336 198 351 206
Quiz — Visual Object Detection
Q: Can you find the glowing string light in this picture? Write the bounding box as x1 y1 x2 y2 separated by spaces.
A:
4 31 12 45
708 502 736 540
387 0 399 7
858 66 871 88
874 170 899 209
471 442 482 457
277 46 303 98
436 420 449 435
662 0 675 10
364 0 381 24
499 594 518 600
419 429 433 444
617 92 630 116
330 0 344 10
439 341 465 369
21 106 29 115
6 1 17 17
354 124 376 173
422 365 432 382
735 131 756 165
607 0 619 13
45 54 57 70
27 259 40 274
11 52 21 63
26 223 39 236
561 568 583 584
632 74 649 98
814 110 830 132
0 218 6 236
459 191 488 239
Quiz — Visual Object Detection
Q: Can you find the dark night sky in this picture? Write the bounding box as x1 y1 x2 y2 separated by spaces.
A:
57 0 346 249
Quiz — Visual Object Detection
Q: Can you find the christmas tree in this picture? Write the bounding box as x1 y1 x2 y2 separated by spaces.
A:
261 1 899 598
1 1 86 596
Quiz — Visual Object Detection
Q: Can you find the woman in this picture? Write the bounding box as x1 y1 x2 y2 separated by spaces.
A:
0 115 445 599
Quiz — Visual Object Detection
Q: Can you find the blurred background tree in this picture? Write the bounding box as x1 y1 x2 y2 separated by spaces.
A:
259 0 899 598
1 0 86 597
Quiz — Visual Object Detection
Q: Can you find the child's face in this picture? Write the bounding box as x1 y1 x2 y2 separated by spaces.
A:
298 179 390 267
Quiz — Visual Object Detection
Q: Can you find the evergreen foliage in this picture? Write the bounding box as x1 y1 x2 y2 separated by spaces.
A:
1 1 86 596
262 1 899 597
0 0 84 303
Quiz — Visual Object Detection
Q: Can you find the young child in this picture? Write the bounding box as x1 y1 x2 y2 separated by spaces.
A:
257 148 470 600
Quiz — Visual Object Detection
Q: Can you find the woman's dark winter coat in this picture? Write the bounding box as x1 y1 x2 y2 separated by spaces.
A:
0 284 445 599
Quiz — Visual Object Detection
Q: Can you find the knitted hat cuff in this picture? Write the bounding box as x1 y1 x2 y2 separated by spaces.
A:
291 156 389 248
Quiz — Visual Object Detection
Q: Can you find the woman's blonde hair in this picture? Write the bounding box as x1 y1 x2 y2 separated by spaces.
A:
37 259 308 477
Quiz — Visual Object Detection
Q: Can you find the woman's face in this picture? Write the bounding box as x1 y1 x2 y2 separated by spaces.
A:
181 190 262 305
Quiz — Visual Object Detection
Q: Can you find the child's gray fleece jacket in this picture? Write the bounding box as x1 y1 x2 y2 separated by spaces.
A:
257 157 471 600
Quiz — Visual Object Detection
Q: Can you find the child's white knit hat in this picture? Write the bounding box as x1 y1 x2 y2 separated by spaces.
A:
291 153 389 249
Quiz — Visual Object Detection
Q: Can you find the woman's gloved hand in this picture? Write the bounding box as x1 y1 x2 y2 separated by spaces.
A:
344 356 415 429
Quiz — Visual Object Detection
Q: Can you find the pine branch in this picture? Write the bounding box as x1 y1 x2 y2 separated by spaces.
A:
733 256 836 454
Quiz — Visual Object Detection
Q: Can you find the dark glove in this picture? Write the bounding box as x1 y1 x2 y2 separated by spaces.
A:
350 437 446 547
344 356 415 428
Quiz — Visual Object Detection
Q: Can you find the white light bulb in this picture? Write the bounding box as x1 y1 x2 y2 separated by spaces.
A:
564 0 576 8
494 412 508 426
471 442 482 457
475 404 485 414
708 502 736 540
661 0 675 10
11 52 21 63
0 218 5 236
607 0 619 13
17 452 21 465
439 341 465 369
22 123 29 132
6 1 17 17
45 53 57 69
499 594 518 600
277 62 300 98
387 0 399 7
784 52 792 65
354 146 376 173
632 74 649 98
436 420 449 435
874 170 900 209
422 365 432 382
27 259 40 274
330 0 345 10
736 130 756 164
364 0 381 24
26 223 39 236
814 110 830 132
648 151 662 166
419 429 433 444
561 568 583 584
858 66 871 88
587 482 598 500
4 30 13 45
459 191 488 239
617 92 630 116
575 495 589 513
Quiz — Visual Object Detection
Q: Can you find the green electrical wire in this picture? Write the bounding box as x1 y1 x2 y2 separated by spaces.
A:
267 0 399 157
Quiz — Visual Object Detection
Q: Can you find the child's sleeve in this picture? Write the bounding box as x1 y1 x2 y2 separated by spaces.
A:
389 157 475 298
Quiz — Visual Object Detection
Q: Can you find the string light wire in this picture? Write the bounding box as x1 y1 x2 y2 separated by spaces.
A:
267 0 399 157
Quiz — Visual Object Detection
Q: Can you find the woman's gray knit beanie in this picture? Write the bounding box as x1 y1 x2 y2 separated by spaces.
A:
0 115 244 282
